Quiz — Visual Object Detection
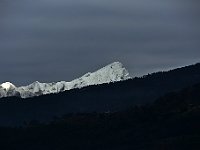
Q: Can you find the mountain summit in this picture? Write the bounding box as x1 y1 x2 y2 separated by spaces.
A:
0 82 20 98
0 62 131 98
1 82 16 91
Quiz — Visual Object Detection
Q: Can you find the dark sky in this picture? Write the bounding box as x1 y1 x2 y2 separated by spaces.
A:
0 0 200 86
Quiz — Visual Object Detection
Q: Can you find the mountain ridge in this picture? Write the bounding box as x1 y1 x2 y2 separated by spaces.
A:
1 62 200 126
1 83 200 150
0 62 130 98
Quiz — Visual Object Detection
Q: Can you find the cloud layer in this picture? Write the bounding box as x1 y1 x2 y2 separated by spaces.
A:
0 0 200 85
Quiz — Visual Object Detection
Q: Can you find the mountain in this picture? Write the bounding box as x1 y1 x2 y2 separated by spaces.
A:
1 63 200 126
0 82 20 97
0 62 130 98
1 84 200 150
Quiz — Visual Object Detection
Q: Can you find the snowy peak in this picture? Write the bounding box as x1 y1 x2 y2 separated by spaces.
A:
96 61 130 81
74 62 130 86
0 82 16 91
0 62 131 98
0 82 20 97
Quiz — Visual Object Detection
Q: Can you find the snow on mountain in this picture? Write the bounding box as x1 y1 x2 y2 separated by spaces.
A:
0 82 20 97
0 62 131 98
1 82 16 91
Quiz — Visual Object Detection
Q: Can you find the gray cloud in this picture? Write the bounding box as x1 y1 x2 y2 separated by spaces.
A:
0 0 200 85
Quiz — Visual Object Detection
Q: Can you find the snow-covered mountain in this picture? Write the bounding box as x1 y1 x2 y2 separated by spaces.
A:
0 82 20 98
0 62 131 98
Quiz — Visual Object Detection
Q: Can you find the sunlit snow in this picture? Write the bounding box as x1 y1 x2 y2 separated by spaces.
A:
0 62 131 98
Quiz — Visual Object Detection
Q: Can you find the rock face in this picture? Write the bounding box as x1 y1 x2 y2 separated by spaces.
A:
0 62 131 98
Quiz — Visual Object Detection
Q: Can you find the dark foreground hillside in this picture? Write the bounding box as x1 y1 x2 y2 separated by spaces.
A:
1 63 200 126
1 84 200 150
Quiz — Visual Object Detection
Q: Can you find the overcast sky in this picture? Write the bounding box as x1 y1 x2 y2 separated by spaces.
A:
0 0 200 85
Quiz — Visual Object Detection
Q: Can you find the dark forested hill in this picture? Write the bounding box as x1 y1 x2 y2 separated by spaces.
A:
1 83 200 150
1 63 200 126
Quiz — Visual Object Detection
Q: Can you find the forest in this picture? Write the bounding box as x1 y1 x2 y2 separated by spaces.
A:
0 83 200 150
0 63 200 149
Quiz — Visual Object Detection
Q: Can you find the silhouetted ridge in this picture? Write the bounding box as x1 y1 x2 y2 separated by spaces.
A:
0 63 200 126
1 83 200 150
